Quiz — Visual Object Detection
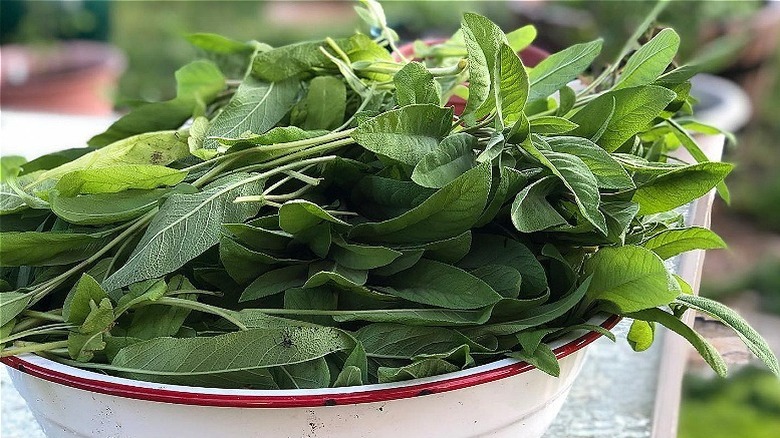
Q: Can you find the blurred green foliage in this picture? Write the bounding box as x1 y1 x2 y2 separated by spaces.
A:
703 256 780 316
679 367 780 438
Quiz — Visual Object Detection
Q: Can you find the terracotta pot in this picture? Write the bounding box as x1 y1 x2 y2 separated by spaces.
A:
2 316 619 438
0 40 125 115
396 39 549 115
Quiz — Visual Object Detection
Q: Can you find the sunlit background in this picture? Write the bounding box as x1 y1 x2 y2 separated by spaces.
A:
1 1 779 437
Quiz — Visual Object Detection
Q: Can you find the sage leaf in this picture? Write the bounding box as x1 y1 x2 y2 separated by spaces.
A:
461 13 507 124
301 76 346 130
103 173 263 290
528 39 602 102
0 231 110 267
278 200 350 234
411 133 477 189
55 165 186 197
629 308 726 377
350 162 491 244
272 357 331 389
458 234 548 296
545 136 635 190
496 43 529 126
381 259 502 310
50 187 190 226
31 130 190 189
332 307 491 327
394 61 441 106
352 104 454 166
676 294 779 376
569 85 677 152
378 359 459 383
632 162 733 215
529 116 578 134
627 320 655 352
0 292 31 327
643 227 726 260
583 245 679 313
62 274 110 325
330 239 402 270
506 25 537 52
506 343 559 377
203 78 300 150
111 325 353 386
240 265 308 302
615 29 680 90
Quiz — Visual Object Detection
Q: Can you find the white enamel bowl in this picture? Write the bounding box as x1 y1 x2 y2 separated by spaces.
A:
3 315 618 438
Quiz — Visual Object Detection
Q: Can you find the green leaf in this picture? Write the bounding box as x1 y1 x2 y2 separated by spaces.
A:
521 143 607 234
0 292 31 327
55 165 186 197
615 29 680 90
330 239 401 270
469 278 589 337
528 39 602 102
469 265 522 298
378 359 460 383
0 156 26 182
569 85 677 152
300 76 346 130
272 357 331 389
126 276 196 340
529 116 578 134
496 43 529 126
394 61 441 106
103 173 263 290
506 343 560 377
411 133 477 189
203 78 300 150
629 308 727 377
461 13 508 124
458 234 548 296
50 187 189 226
350 162 491 244
643 227 726 260
633 162 733 215
0 231 110 267
356 323 487 359
332 307 491 327
352 104 454 166
278 200 350 234
506 25 537 52
545 136 635 190
31 131 190 189
381 259 502 310
186 33 256 54
62 274 110 325
583 245 679 313
627 319 655 352
284 287 338 326
111 325 353 387
239 265 308 302
334 365 364 387
676 294 780 376
214 126 328 149
89 61 225 147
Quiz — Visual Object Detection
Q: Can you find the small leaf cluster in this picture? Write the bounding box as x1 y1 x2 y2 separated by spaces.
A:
0 0 776 387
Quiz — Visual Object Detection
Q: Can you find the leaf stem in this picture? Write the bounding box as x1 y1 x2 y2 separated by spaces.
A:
1 340 69 358
21 310 64 322
133 297 248 331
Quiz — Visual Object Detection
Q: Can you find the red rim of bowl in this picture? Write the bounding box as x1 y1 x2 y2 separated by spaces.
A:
1 315 620 408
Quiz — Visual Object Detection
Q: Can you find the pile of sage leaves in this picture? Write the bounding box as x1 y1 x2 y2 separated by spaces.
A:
1 0 777 388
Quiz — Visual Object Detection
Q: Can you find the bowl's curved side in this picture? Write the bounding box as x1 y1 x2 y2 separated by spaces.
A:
5 337 596 438
1 315 619 409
